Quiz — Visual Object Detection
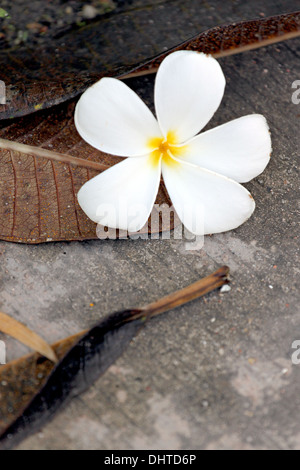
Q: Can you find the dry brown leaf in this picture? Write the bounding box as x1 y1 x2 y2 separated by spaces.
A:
0 100 174 243
0 12 299 120
0 311 57 363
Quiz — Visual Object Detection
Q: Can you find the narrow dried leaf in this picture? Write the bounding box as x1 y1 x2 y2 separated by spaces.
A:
0 311 57 363
0 267 229 449
131 11 300 76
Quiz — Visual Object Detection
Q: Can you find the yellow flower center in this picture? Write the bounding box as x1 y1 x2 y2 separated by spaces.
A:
147 131 187 168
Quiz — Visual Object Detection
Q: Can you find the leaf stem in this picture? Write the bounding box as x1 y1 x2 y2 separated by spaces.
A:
139 266 230 319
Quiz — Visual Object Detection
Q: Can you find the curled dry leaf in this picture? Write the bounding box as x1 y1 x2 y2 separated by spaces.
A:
0 266 229 449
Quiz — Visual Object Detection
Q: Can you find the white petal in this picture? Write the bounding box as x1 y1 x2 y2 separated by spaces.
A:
75 77 161 157
78 155 161 232
155 51 226 143
181 115 272 182
162 159 255 235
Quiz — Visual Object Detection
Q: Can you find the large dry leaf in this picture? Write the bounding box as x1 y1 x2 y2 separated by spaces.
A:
0 12 299 120
0 267 229 449
0 100 174 243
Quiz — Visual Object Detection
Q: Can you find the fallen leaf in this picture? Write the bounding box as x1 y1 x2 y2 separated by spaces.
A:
0 311 57 363
0 100 174 243
0 266 229 449
0 12 299 120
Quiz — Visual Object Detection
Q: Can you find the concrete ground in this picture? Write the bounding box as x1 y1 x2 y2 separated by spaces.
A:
0 0 299 450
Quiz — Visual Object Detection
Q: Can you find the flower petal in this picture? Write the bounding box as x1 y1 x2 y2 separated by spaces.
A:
162 159 255 235
75 77 161 157
180 115 272 182
155 51 226 143
78 155 161 232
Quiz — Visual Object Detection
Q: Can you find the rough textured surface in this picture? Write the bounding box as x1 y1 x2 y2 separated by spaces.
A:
0 0 300 450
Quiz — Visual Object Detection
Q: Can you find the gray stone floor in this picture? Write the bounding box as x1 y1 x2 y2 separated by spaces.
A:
0 0 299 450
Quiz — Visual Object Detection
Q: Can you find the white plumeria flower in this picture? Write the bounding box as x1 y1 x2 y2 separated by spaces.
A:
75 51 271 235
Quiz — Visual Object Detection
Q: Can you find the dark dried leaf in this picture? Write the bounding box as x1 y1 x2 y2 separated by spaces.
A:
0 266 229 449
0 311 57 362
0 12 299 120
